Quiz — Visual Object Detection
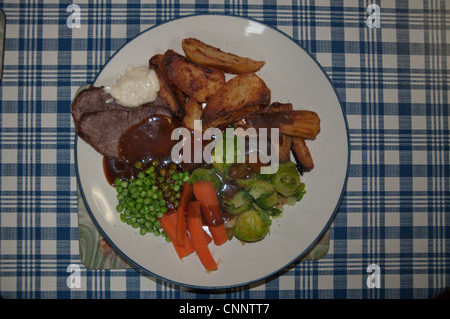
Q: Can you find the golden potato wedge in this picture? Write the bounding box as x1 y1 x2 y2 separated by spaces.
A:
291 137 314 172
260 103 315 169
245 109 320 140
182 97 203 131
278 134 293 163
278 110 321 140
149 54 186 118
182 38 265 74
164 50 225 103
202 73 271 124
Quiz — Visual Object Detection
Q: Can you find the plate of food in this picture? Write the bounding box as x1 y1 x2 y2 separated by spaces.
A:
73 14 349 289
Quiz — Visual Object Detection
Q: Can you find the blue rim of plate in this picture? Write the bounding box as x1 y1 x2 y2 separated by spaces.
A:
74 13 351 290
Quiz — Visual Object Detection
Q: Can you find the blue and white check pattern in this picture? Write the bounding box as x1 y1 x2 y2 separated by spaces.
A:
0 0 448 299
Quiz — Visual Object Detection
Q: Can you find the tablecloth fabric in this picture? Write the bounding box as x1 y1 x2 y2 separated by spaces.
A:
0 0 448 299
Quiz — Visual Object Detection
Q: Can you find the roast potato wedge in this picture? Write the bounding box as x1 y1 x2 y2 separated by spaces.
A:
245 109 320 140
149 54 186 118
182 97 203 131
278 110 321 140
201 73 271 125
164 50 225 103
291 137 314 173
277 134 293 163
182 38 265 74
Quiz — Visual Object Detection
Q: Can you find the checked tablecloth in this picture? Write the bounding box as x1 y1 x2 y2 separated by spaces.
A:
0 0 448 299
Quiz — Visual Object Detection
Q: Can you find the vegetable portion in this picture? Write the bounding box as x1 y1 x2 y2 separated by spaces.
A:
159 209 212 260
113 161 189 238
175 182 193 246
271 162 301 197
159 210 194 259
192 180 228 246
232 209 271 242
217 161 307 242
187 201 218 271
222 189 253 215
189 167 222 191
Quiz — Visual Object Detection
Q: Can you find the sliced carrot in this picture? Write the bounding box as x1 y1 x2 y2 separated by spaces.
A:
159 210 194 260
192 180 229 246
207 224 228 246
187 201 218 271
203 227 213 245
159 209 212 259
175 182 193 246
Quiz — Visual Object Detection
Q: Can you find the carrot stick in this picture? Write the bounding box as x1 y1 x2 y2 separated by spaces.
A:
159 209 212 259
159 210 194 260
207 224 228 246
192 180 229 246
203 227 213 245
175 182 193 246
187 201 218 271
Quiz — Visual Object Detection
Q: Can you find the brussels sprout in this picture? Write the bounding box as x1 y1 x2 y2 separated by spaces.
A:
252 202 282 218
255 191 279 209
224 202 252 215
223 189 252 207
294 183 306 201
222 189 253 216
279 195 297 206
232 209 271 242
271 162 301 197
189 168 222 191
212 161 231 177
238 175 275 200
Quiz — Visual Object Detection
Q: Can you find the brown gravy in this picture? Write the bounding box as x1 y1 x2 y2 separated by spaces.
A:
103 114 206 185
119 115 180 166
103 114 181 185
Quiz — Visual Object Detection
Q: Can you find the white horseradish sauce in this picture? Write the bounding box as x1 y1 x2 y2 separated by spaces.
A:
105 65 160 108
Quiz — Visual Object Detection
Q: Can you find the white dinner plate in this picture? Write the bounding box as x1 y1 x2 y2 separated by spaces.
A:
75 14 349 289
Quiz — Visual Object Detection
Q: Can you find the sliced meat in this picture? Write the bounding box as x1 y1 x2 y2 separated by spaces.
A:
70 85 166 126
71 86 119 125
76 104 172 159
71 84 175 159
